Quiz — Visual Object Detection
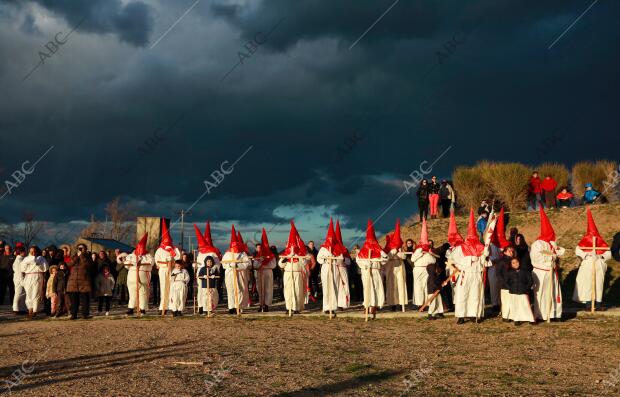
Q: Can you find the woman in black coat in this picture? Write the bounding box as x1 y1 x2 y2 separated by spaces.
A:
416 179 430 221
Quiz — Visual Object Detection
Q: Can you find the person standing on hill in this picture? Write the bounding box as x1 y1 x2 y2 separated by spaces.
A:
556 187 574 208
541 175 558 209
439 180 455 218
416 179 430 221
530 207 565 321
428 176 441 219
528 171 542 210
582 183 601 204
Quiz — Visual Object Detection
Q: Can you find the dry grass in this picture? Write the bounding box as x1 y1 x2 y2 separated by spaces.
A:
478 161 530 211
572 160 619 201
0 315 619 396
452 165 487 210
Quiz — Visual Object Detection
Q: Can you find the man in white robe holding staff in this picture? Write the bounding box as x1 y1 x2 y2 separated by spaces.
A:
221 225 251 315
155 221 181 316
383 219 407 312
252 228 276 312
530 207 565 322
125 233 153 316
278 221 310 316
408 218 436 310
334 220 351 309
572 207 611 312
317 219 342 318
356 220 388 321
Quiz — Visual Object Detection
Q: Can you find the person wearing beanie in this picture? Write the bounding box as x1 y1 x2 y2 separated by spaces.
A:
448 209 490 324
356 220 388 319
169 260 190 317
383 219 408 312
154 221 181 315
572 208 611 310
530 207 566 321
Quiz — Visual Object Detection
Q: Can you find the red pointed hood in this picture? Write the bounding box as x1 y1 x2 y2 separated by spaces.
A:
578 207 609 254
193 224 221 257
491 208 511 249
358 219 383 259
460 208 484 256
203 221 214 246
228 225 244 254
237 231 249 254
448 210 464 247
537 206 556 243
259 228 275 262
321 218 338 254
134 233 148 256
416 218 431 252
282 221 307 257
159 220 174 248
385 219 403 251
334 220 350 258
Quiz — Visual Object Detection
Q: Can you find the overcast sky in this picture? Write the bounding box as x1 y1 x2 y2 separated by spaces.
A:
0 0 618 248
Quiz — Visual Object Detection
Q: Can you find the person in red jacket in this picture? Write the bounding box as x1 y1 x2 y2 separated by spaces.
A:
528 171 542 210
556 187 574 208
541 175 558 209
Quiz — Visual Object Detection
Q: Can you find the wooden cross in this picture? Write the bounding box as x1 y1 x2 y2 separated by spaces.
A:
583 236 610 313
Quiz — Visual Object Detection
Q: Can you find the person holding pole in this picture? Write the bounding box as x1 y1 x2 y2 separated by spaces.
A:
383 219 407 312
278 221 310 316
356 220 387 321
222 225 250 315
530 207 565 322
252 229 276 312
155 221 180 316
408 219 436 310
334 220 351 310
317 219 342 317
125 233 153 316
193 224 222 315
572 207 611 311
197 256 220 316
449 209 489 324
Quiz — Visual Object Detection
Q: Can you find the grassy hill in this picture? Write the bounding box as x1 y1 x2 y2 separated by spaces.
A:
380 203 620 308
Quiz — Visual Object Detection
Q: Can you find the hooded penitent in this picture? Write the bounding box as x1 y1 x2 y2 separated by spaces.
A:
282 221 307 257
228 225 244 254
134 233 148 256
384 219 403 251
537 206 556 243
491 208 511 249
159 221 177 257
203 221 222 257
578 207 609 254
448 210 464 247
260 228 275 262
237 231 249 254
460 208 484 257
194 224 220 257
334 220 350 258
358 220 383 259
416 218 431 252
321 219 342 256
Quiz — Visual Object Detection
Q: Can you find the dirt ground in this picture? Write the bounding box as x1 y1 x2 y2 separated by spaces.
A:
1 312 619 397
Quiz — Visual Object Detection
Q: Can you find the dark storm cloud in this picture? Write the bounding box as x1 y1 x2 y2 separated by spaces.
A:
30 0 155 46
1 0 619 245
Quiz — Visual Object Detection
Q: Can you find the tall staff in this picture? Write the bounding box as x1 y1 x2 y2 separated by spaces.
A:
162 258 172 317
588 236 610 313
135 255 141 318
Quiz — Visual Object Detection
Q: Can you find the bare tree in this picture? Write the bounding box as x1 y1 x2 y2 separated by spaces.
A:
0 217 17 244
79 214 102 239
105 197 135 242
22 212 45 247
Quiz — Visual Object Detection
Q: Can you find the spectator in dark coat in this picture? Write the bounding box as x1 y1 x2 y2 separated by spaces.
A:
0 245 16 306
66 244 95 319
54 262 69 317
495 246 515 321
416 179 430 221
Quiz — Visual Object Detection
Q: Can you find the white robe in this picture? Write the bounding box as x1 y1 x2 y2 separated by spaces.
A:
450 246 488 318
278 257 309 312
530 240 565 320
124 253 154 311
428 293 444 316
252 257 276 307
509 293 535 322
12 255 27 312
572 247 610 303
357 252 387 309
195 251 221 309
410 249 436 307
154 247 181 310
169 268 189 312
384 250 408 307
500 289 511 320
317 248 350 310
488 244 503 307
222 252 250 310
20 255 48 312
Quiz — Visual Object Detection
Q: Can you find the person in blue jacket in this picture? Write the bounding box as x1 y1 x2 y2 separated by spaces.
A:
582 183 601 204
476 211 488 242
